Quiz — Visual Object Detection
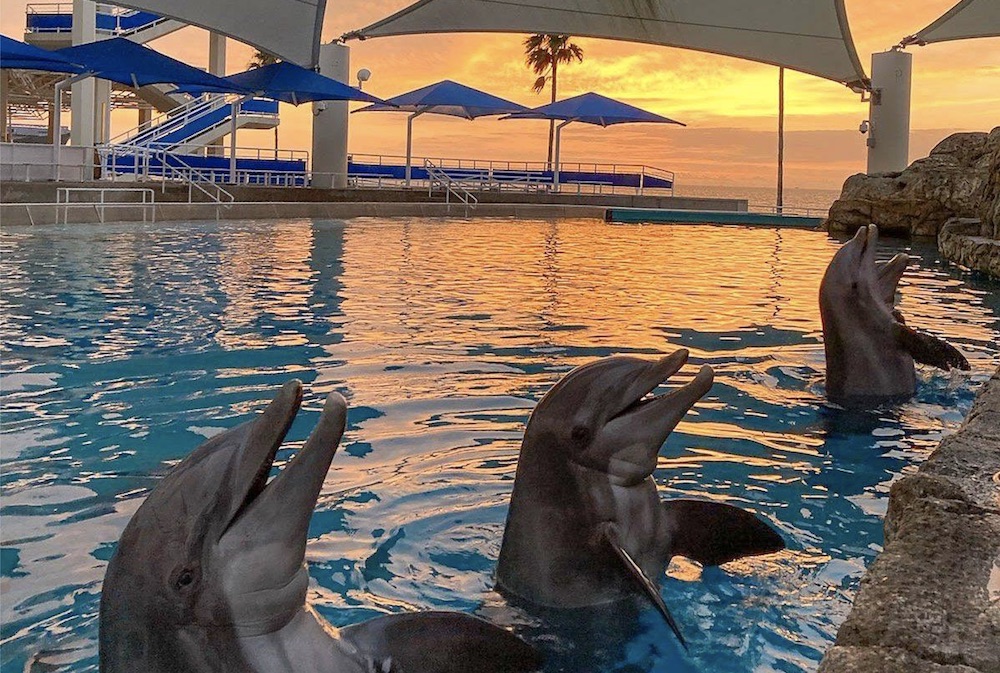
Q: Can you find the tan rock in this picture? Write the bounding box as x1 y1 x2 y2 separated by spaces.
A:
823 129 999 237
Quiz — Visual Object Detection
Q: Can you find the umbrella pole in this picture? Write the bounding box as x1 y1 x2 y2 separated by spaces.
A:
405 110 424 188
553 120 571 191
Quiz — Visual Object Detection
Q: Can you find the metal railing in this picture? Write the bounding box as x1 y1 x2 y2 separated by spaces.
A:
25 3 173 36
350 153 675 196
56 187 155 223
99 145 235 210
424 159 478 216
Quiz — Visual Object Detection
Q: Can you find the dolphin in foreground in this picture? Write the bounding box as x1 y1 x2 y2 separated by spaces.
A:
820 224 969 403
495 350 785 647
99 381 541 673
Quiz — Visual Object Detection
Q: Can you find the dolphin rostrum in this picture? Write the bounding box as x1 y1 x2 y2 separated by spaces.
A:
495 350 785 647
99 381 541 673
820 224 969 403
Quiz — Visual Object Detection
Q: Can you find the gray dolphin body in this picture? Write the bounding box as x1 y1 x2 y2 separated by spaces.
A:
820 224 969 403
99 381 541 673
495 351 785 645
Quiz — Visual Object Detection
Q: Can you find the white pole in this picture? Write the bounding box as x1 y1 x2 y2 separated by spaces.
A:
53 74 89 180
553 120 571 191
405 110 424 187
229 98 244 183
867 49 912 174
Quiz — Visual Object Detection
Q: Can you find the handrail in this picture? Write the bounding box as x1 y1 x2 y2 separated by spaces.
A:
424 158 478 216
57 186 155 224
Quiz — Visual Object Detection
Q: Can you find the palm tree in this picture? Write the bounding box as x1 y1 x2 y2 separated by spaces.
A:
524 34 583 167
248 50 280 156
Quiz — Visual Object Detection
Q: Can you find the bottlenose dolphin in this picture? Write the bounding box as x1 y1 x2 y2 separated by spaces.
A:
99 381 541 673
820 224 969 403
495 350 785 646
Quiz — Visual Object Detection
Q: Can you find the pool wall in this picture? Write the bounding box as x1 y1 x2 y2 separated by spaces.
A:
0 201 611 226
819 366 1000 673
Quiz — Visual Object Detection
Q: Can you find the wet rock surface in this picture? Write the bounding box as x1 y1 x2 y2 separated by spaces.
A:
819 368 1000 673
823 128 1000 237
939 218 1000 277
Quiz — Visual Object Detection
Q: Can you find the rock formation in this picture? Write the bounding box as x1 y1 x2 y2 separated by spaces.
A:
823 127 1000 237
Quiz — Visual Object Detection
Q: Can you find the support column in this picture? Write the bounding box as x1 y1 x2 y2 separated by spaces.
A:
71 0 97 148
208 32 227 157
866 49 912 175
312 42 350 189
0 70 9 143
96 79 112 143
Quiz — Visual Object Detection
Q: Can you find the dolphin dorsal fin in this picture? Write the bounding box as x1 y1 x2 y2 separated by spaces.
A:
340 611 542 673
600 523 689 650
662 500 785 567
892 323 971 372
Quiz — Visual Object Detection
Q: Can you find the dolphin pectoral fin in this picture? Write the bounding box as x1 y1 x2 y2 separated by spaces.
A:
340 612 543 672
892 322 970 371
663 500 785 567
600 523 689 650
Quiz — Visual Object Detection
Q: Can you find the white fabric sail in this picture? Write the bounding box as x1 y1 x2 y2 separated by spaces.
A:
110 0 327 67
903 0 1000 46
345 0 869 91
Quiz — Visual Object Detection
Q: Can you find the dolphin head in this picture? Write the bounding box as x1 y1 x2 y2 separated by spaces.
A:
524 350 714 486
819 224 908 321
99 381 347 673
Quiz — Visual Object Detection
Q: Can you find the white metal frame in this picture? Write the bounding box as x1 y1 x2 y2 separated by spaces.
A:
56 186 155 223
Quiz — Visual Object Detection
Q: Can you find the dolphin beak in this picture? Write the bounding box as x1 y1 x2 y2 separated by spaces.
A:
225 380 304 531
222 391 348 561
597 352 715 480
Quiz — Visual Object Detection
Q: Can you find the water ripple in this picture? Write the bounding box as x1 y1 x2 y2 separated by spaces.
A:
1 219 998 672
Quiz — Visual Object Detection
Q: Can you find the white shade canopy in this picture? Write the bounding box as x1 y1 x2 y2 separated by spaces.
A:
110 0 327 67
345 0 869 91
902 0 1000 46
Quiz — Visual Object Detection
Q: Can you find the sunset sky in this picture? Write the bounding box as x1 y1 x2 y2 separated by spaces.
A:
3 0 998 190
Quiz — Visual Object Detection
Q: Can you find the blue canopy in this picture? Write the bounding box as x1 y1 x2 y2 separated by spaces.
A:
55 38 249 91
176 61 384 105
504 92 685 127
1 34 85 74
355 79 527 119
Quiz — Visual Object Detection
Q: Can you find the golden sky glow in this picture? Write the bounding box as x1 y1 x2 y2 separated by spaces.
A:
2 0 997 189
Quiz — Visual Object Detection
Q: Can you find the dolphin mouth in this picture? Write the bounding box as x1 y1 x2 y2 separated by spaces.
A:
609 350 694 422
223 381 304 535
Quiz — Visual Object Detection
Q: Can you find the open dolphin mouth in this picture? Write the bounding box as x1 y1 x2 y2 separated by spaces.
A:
609 350 714 426
221 382 347 543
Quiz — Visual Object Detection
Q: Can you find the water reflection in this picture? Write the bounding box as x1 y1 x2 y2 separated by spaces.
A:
1 219 997 672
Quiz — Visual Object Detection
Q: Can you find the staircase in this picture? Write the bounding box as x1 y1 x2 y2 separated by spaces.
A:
108 96 281 154
425 159 478 215
102 96 307 187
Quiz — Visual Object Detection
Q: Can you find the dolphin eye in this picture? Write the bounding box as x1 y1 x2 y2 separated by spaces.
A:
173 568 197 591
570 425 591 444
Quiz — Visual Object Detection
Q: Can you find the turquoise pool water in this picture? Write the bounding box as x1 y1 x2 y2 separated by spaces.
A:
2 218 998 672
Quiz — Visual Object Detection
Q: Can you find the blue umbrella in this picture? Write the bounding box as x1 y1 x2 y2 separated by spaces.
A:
56 37 249 91
1 34 86 74
503 92 685 187
176 61 384 105
354 80 528 185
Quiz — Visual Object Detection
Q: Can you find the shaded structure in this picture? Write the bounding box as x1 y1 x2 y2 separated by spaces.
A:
1 34 85 74
354 79 527 185
503 92 684 188
106 0 326 67
901 0 1000 46
346 0 869 91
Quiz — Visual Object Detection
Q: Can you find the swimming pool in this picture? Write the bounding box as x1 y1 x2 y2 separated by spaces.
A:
2 218 998 672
